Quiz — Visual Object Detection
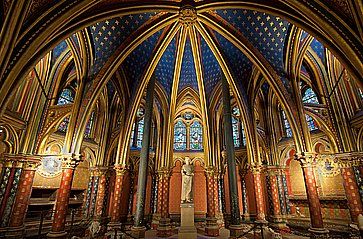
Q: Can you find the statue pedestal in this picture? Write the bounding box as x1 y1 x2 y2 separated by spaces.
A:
178 203 197 239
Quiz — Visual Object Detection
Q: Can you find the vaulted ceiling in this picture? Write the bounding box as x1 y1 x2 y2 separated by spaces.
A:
0 0 362 117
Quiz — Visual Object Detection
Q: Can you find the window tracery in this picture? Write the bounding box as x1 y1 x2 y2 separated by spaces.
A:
174 119 187 151
302 87 319 104
58 116 70 133
57 88 74 105
280 109 292 137
231 106 246 147
84 112 95 138
189 121 203 150
305 114 318 131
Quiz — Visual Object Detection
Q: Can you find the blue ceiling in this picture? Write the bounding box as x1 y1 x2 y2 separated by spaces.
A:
216 9 290 75
213 30 252 91
310 38 325 63
178 37 199 92
155 36 177 98
200 35 221 98
55 8 332 103
89 12 157 77
52 40 68 66
121 29 162 94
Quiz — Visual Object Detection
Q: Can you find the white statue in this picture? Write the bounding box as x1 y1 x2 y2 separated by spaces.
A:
181 157 194 203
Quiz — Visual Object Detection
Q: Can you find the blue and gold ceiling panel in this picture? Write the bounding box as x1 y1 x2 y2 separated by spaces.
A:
178 37 198 92
216 9 290 74
155 36 177 98
310 38 325 63
121 29 162 94
213 31 252 91
89 12 157 76
200 35 221 98
52 40 69 66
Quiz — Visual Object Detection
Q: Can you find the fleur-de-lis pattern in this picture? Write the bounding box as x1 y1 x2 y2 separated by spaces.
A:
178 37 198 92
155 36 176 97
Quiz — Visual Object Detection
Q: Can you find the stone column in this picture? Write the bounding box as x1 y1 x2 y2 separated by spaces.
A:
339 158 363 224
205 167 219 236
295 153 329 238
132 76 155 238
157 168 171 237
95 168 108 220
7 158 40 237
251 165 267 222
83 174 94 218
241 178 249 220
221 75 242 237
108 165 128 230
47 154 82 238
266 168 285 228
0 156 21 225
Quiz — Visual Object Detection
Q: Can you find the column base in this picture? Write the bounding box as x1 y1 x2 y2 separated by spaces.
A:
131 226 146 238
151 213 160 229
269 216 288 229
5 226 25 238
228 224 248 238
242 213 250 221
47 231 68 239
157 218 172 237
309 227 329 239
205 217 219 236
107 221 121 231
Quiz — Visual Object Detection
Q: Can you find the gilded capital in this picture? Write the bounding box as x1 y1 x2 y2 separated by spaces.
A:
114 164 128 176
62 154 82 169
334 152 363 169
250 164 264 174
294 152 317 167
205 166 217 178
157 167 171 179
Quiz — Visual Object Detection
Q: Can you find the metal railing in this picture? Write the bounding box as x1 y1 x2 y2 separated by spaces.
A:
25 208 88 238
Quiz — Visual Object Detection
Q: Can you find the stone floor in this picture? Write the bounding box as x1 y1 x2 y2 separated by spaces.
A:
144 228 310 239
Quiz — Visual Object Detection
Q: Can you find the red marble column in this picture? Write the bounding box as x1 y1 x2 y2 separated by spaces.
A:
47 155 82 238
251 165 266 222
9 159 40 230
108 165 127 229
157 168 172 237
94 168 108 219
295 153 328 238
339 160 363 224
205 167 219 236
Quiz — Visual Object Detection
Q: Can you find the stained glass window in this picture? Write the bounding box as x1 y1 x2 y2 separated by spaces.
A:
281 110 292 137
174 120 187 150
232 116 240 147
241 123 247 146
305 114 318 131
137 118 144 148
190 121 203 150
183 112 194 120
359 88 363 99
57 88 74 105
58 116 70 132
302 87 319 104
130 122 136 147
84 112 94 138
